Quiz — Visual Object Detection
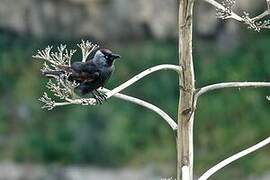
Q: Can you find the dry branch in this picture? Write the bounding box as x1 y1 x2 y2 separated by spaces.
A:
53 88 178 130
196 82 270 98
202 0 243 21
106 64 181 98
203 0 270 31
178 0 196 179
198 136 270 180
102 88 177 130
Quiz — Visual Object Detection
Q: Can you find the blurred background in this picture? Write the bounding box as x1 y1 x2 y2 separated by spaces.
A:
0 0 270 179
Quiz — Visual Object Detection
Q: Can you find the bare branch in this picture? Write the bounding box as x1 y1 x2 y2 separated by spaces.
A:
251 10 270 22
101 88 177 130
178 0 196 178
196 82 270 98
202 0 243 21
243 11 270 32
216 0 236 20
202 0 270 31
106 64 182 98
53 88 178 130
192 82 270 115
198 136 270 180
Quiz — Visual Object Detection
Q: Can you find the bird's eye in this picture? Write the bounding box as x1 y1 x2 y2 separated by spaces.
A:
105 56 109 59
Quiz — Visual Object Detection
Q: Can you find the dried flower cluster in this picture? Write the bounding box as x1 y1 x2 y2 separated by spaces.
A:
216 0 270 32
242 12 270 32
33 40 99 110
216 0 235 19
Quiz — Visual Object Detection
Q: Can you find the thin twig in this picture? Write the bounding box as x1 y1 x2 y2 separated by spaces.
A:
101 88 177 130
196 82 270 98
202 0 243 22
106 64 182 98
198 136 270 180
203 0 270 31
251 10 270 22
54 88 178 130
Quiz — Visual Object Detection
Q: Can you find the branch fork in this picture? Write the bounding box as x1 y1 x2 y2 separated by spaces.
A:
193 81 270 179
203 0 270 31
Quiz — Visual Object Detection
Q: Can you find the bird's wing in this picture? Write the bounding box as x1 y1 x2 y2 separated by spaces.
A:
81 71 100 82
69 62 100 83
84 64 101 82
71 62 84 72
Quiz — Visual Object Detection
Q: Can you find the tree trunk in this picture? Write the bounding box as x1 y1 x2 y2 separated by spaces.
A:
177 0 195 180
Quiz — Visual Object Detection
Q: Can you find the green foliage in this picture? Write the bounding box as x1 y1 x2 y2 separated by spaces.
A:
0 31 270 179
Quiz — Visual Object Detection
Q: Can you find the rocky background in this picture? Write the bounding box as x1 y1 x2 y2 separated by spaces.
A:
0 0 264 40
0 162 269 180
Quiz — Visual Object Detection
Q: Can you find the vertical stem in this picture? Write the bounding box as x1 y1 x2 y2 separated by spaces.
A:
177 0 195 180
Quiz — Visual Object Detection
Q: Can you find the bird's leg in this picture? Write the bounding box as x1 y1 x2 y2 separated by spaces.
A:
94 90 107 102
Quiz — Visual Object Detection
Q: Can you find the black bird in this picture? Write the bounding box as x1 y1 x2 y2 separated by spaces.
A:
43 49 121 103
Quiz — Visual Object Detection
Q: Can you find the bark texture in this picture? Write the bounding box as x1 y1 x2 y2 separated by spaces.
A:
177 0 195 179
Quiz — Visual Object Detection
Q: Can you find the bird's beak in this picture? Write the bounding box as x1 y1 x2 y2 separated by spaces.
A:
112 53 121 60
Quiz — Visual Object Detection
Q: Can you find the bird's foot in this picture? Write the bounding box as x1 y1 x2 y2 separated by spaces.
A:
95 90 107 101
92 90 107 105
91 93 103 104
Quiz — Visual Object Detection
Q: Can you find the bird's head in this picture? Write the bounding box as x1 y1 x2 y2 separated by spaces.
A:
93 49 121 66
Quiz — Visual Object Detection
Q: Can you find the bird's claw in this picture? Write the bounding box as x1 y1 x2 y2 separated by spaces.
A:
92 94 103 105
92 90 107 105
98 92 107 101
